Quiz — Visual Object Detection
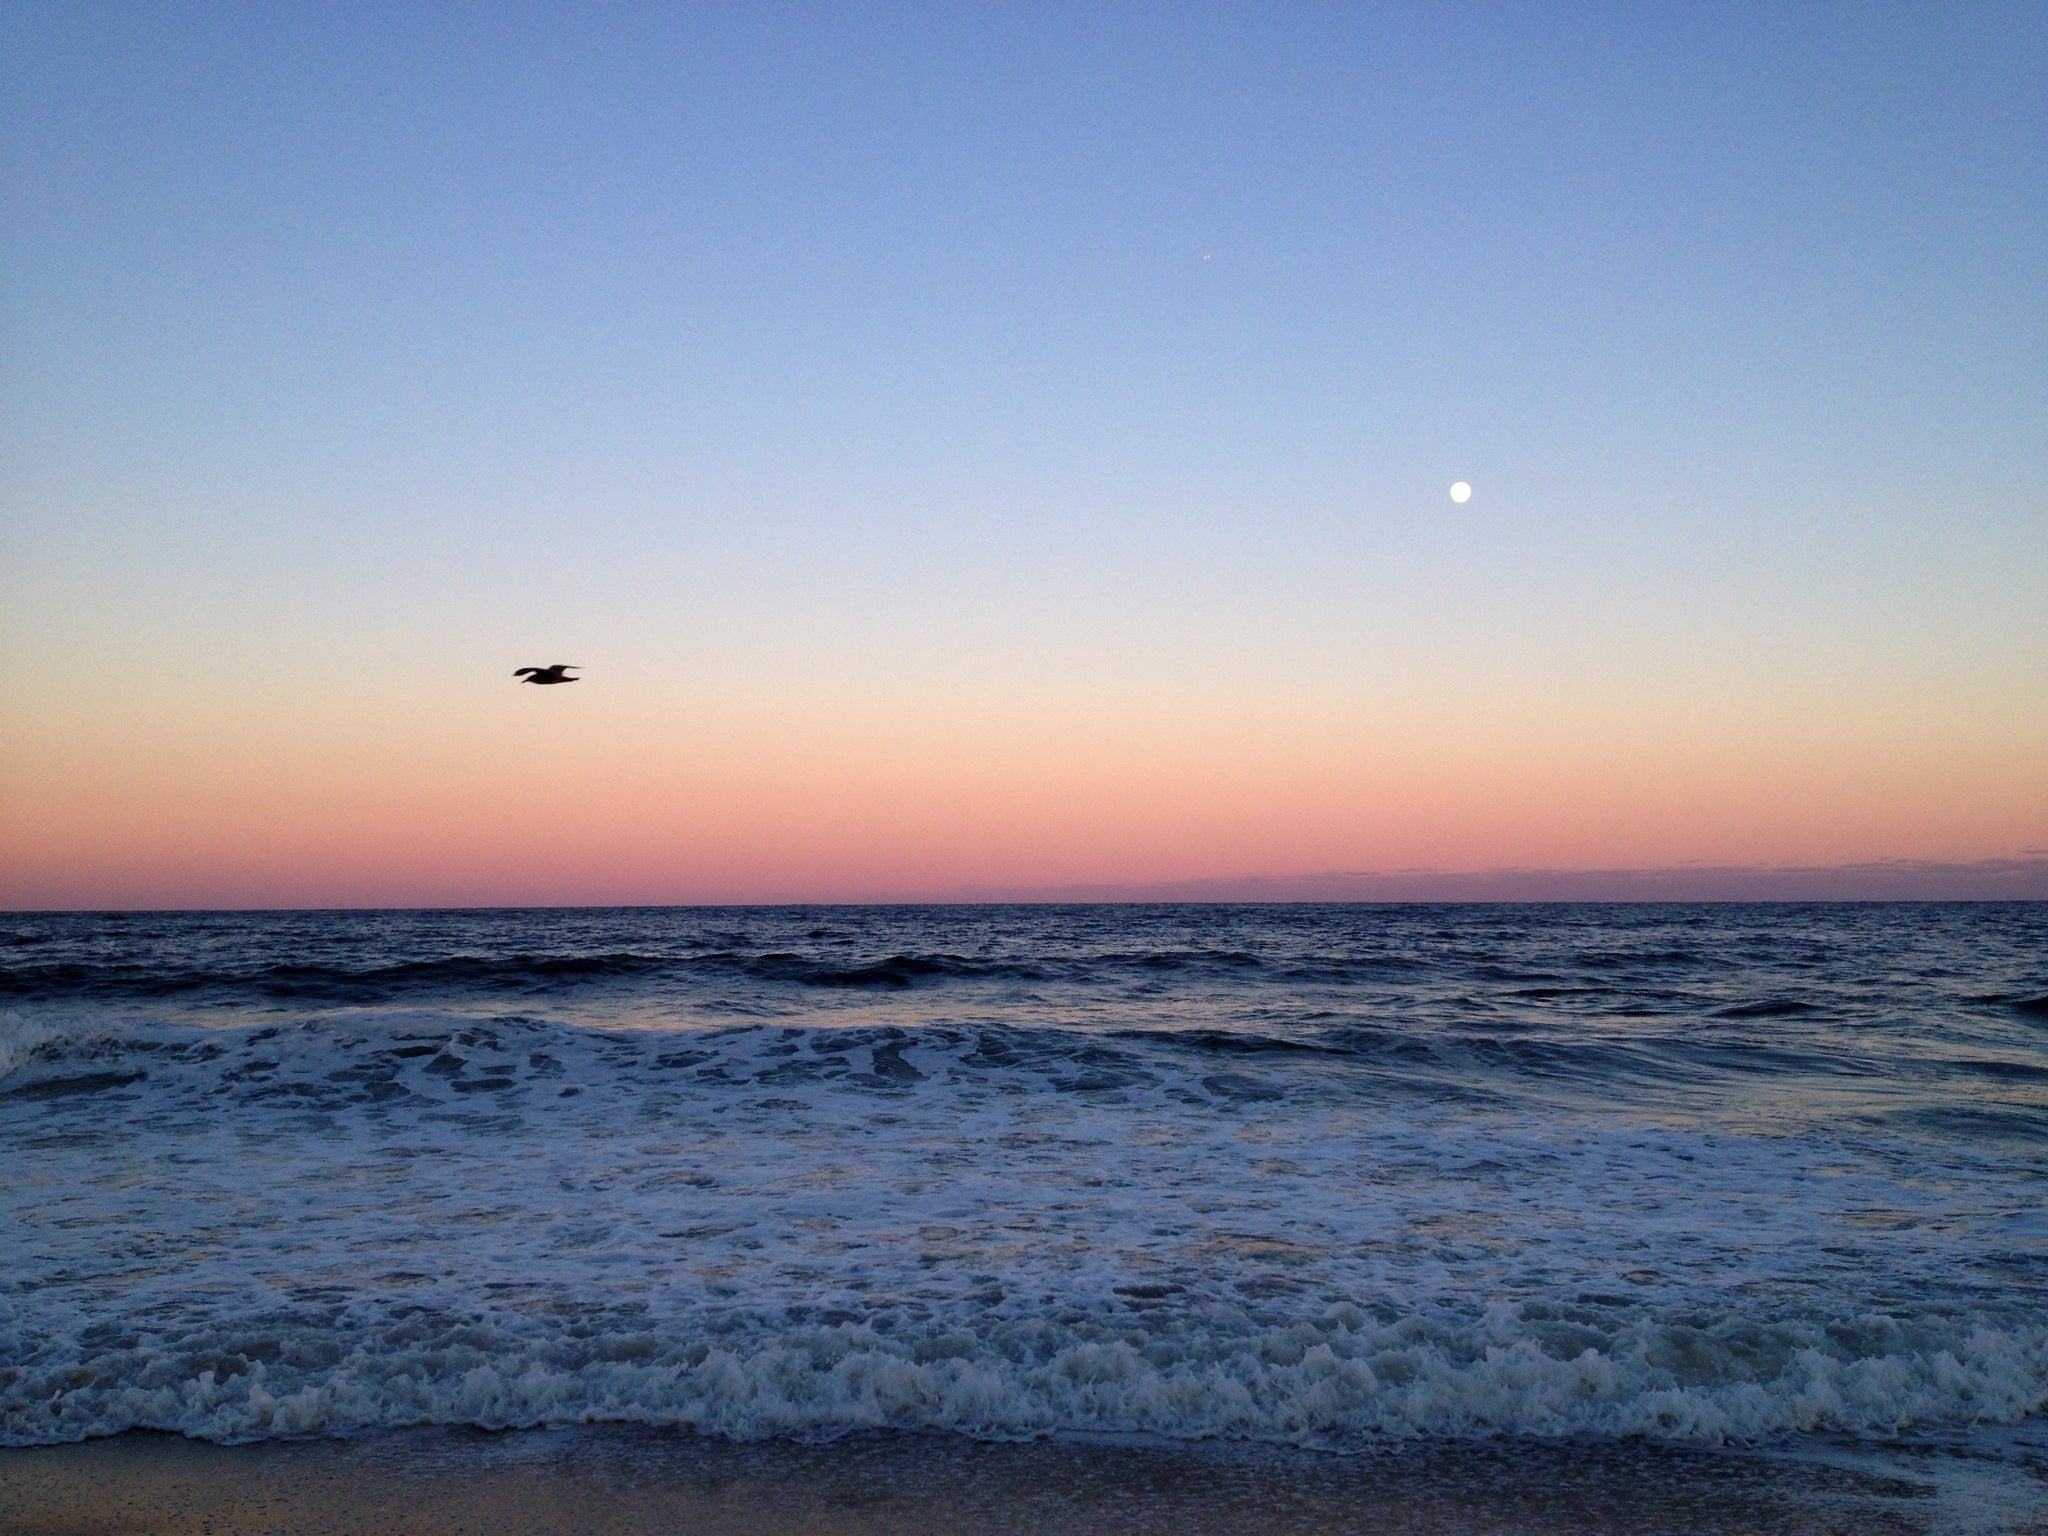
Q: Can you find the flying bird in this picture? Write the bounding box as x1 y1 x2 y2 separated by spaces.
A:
514 665 580 685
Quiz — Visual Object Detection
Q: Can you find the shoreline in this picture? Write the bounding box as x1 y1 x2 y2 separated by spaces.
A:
5 1425 2042 1536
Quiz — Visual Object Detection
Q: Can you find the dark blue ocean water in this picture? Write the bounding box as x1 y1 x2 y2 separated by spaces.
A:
3 904 2044 1467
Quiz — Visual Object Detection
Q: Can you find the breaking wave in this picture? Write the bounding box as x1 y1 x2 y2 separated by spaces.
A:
5 904 2045 1454
5 1005 2046 1450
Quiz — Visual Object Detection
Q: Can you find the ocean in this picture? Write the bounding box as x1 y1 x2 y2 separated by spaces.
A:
3 904 2044 1528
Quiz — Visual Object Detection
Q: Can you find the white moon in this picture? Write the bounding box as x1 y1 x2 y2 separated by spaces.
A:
1449 481 1472 503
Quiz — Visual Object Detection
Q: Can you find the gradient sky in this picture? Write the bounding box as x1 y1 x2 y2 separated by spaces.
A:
3 3 2044 907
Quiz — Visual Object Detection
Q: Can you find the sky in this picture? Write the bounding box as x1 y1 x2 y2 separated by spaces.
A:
2 3 2043 908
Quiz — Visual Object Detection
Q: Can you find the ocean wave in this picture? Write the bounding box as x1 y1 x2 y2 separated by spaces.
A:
0 950 1079 1003
0 1006 2020 1117
6 1009 2045 1453
6 905 2046 1461
5 1296 2041 1448
1715 999 1826 1019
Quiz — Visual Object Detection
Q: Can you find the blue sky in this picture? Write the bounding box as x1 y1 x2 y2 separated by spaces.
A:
3 4 2043 903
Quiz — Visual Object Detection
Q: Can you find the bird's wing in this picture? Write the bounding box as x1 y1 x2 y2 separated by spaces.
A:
514 668 540 677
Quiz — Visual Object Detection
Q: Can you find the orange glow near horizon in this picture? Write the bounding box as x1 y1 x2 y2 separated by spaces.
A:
7 671 2043 908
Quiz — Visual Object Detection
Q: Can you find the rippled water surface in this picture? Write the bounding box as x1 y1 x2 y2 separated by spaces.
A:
3 904 2044 1476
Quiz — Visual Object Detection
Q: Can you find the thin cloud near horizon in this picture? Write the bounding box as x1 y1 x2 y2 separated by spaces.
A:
947 857 2048 906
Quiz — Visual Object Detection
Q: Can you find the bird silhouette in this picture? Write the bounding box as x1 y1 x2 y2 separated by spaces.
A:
514 665 580 685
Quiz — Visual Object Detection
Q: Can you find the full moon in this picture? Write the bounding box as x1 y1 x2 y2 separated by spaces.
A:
1449 481 1472 503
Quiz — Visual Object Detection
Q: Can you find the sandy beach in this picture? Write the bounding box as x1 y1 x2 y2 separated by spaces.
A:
7 1425 2038 1536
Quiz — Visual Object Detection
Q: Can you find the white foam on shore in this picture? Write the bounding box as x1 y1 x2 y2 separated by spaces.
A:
7 1297 2045 1448
3 1012 2044 1448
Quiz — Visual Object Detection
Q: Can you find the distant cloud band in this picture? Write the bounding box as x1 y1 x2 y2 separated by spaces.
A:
955 858 2048 904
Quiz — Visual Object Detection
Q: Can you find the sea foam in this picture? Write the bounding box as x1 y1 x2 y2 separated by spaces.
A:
5 1006 2044 1447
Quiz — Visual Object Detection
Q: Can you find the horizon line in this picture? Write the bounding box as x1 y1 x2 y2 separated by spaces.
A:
6 856 2045 913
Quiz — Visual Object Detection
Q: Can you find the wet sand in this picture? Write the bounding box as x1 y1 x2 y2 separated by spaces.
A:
6 1427 2040 1536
